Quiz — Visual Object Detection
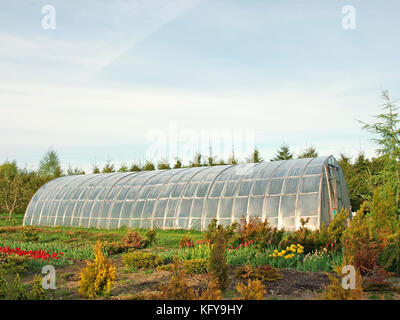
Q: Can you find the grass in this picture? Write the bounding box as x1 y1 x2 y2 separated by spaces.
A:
0 213 203 249
0 213 24 227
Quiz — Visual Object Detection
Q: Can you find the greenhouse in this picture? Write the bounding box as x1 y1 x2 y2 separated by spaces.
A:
23 156 351 231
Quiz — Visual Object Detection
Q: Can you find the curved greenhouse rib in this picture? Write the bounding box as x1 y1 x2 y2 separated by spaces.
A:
103 172 144 229
127 170 166 228
175 166 213 230
52 175 102 227
294 158 316 229
229 162 265 225
200 165 234 231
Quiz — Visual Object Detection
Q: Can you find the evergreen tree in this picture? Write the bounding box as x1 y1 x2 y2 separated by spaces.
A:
298 146 318 159
173 158 182 169
190 152 202 167
143 160 155 171
101 160 115 173
157 159 171 170
360 89 400 208
38 148 62 177
67 166 85 175
207 144 216 166
216 159 226 165
246 148 263 163
271 144 293 161
227 146 238 165
92 164 100 174
117 163 129 172
129 162 142 172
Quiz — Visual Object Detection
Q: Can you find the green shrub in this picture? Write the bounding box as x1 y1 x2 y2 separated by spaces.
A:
327 208 349 248
283 218 327 254
379 232 400 273
235 279 265 300
79 241 116 298
205 219 237 246
121 229 146 249
158 259 196 300
182 259 208 275
5 273 27 300
208 230 229 291
104 241 130 255
179 235 194 248
27 275 48 300
156 263 174 272
22 229 39 242
0 254 30 275
236 217 284 249
198 277 222 300
369 186 399 244
0 268 6 298
145 229 157 246
122 252 163 270
234 264 282 282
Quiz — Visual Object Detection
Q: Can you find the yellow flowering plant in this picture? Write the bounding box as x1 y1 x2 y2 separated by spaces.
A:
268 244 304 261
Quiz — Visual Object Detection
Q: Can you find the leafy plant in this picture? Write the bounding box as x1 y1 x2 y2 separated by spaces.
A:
204 219 237 246
158 259 196 300
368 186 399 245
234 264 282 282
378 232 400 273
145 229 157 246
179 235 194 248
27 275 48 300
122 251 163 270
340 203 386 275
0 268 6 298
182 259 208 275
327 208 349 249
79 241 116 298
318 265 363 300
208 230 229 291
236 217 284 249
283 218 327 254
0 254 30 275
121 229 146 249
235 279 266 300
22 228 39 242
197 277 222 300
5 273 28 300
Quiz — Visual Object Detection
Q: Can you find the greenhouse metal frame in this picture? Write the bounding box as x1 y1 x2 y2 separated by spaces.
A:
23 156 351 231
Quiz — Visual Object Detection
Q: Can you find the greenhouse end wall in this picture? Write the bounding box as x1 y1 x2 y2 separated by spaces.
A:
23 156 351 231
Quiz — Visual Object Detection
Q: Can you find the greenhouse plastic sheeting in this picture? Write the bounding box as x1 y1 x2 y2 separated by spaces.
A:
23 156 351 231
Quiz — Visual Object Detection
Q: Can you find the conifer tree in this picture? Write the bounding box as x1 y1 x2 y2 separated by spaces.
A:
271 144 293 161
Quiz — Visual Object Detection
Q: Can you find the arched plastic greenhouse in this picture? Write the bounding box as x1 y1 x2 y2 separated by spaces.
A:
23 156 351 231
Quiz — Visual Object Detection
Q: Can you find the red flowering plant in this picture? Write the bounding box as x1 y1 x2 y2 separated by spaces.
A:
0 245 63 262
178 235 195 248
228 239 257 251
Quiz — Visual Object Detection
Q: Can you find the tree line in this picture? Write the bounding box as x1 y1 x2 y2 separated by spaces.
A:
1 89 399 219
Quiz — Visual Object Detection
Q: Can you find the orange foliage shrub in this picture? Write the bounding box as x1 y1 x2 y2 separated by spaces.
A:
235 279 266 300
237 217 284 248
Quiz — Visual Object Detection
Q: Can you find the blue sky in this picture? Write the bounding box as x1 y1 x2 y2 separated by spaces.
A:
0 0 399 173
